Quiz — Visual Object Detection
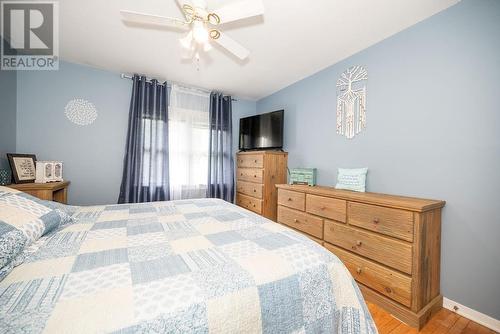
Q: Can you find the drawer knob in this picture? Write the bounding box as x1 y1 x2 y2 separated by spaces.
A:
373 218 380 224
253 189 256 192
385 287 392 294
288 198 292 201
356 240 362 247
254 175 257 177
294 218 299 223
240 173 243 176
253 204 256 207
254 159 258 163
356 267 362 274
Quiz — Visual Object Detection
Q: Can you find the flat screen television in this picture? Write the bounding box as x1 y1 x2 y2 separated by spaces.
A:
239 110 284 151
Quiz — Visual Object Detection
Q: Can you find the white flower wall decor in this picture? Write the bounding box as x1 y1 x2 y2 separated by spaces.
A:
336 65 368 139
65 98 98 126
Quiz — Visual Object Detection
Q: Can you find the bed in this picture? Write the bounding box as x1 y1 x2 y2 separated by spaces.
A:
0 191 377 334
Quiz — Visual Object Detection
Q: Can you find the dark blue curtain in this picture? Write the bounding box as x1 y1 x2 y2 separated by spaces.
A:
207 93 234 202
118 75 170 203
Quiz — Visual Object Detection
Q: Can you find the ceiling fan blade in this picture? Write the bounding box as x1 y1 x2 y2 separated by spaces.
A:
212 32 249 60
191 0 207 9
213 0 264 24
120 10 188 30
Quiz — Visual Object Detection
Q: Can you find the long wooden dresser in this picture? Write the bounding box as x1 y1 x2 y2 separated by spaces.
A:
276 184 445 329
235 151 288 221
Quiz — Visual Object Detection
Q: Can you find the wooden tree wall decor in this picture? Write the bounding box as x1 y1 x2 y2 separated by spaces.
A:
336 65 368 139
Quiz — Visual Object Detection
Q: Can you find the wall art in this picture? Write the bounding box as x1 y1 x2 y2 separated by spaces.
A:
336 65 368 139
65 98 98 126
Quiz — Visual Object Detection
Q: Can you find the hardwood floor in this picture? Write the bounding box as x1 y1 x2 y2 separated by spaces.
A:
368 302 498 334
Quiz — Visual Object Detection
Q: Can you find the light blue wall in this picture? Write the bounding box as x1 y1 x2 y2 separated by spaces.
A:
257 0 500 318
16 61 131 205
16 61 257 205
0 66 17 170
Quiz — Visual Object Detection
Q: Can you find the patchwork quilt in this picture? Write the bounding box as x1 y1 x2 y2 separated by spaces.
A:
0 199 377 334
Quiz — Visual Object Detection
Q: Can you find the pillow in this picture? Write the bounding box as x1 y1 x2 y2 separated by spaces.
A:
335 168 368 192
0 186 19 197
0 185 73 280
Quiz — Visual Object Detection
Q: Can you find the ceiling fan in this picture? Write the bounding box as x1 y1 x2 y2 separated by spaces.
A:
120 0 264 61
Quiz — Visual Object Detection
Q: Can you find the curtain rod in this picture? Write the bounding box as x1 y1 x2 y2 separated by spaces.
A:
120 74 237 101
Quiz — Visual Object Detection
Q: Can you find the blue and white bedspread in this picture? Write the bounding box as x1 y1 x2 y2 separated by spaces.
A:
0 199 377 334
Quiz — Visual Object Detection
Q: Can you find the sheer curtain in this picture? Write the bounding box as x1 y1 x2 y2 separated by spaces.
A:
168 84 210 200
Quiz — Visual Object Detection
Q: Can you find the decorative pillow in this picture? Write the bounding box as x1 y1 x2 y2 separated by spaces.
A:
0 186 19 197
335 168 368 192
0 185 73 280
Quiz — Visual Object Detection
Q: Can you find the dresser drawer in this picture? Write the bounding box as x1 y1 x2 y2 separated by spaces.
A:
236 193 262 214
277 206 323 239
284 225 323 246
278 189 305 210
237 180 263 199
325 243 412 307
306 194 346 223
324 221 412 274
237 168 263 183
237 154 264 168
349 202 414 242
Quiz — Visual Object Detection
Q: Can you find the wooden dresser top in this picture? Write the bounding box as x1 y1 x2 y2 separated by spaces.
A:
276 184 445 212
237 150 288 156
8 181 70 191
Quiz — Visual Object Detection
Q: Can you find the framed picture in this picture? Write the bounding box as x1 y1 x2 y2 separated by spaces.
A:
7 153 37 184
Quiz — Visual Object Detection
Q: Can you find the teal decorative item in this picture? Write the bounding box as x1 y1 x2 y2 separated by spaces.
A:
289 168 317 186
0 169 12 185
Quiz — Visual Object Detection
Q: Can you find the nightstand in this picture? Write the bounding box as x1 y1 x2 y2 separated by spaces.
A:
7 181 70 204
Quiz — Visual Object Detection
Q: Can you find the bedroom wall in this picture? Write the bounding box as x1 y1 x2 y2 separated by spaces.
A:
16 60 256 205
16 61 131 205
0 67 17 170
257 0 500 319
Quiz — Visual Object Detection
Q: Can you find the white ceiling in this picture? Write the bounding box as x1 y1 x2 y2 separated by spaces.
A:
59 0 459 100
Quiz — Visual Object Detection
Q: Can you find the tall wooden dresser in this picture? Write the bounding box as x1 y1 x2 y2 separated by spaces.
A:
276 184 445 329
235 151 287 221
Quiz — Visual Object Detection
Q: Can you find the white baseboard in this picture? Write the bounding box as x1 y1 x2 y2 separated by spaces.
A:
443 297 500 332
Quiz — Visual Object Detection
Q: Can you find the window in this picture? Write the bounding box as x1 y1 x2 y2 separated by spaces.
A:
168 84 210 200
141 117 168 187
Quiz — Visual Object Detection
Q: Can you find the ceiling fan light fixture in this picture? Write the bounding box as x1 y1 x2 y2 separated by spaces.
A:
203 41 212 52
192 21 208 44
207 13 220 25
179 31 194 50
209 29 220 40
182 4 195 18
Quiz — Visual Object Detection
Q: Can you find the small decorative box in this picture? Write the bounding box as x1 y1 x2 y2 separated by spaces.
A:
35 161 63 183
289 168 317 186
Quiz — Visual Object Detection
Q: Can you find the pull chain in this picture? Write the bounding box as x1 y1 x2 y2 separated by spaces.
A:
195 52 200 71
